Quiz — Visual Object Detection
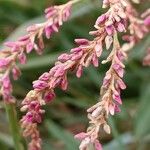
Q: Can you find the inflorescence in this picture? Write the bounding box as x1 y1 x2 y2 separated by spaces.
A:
0 0 150 150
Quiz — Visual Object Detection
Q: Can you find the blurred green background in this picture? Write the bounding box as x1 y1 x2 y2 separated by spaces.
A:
0 0 150 150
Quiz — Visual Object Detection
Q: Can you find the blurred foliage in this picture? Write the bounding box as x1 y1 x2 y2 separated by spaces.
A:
0 0 150 150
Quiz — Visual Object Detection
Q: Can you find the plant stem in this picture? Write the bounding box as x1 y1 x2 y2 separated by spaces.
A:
5 103 25 150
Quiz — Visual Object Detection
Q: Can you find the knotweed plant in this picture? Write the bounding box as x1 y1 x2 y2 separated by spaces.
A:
0 0 150 150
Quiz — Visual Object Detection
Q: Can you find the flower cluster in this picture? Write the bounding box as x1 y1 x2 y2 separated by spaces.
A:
75 1 150 149
0 0 77 103
20 36 105 150
75 34 127 150
20 0 130 149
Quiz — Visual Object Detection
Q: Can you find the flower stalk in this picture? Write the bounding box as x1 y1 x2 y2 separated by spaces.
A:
5 103 25 150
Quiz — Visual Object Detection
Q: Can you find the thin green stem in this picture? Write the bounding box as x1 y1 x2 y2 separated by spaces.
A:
5 103 25 150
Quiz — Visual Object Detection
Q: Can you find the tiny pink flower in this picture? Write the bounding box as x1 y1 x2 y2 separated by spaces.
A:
27 24 39 32
117 79 126 90
113 93 122 104
70 47 82 53
2 74 11 89
18 35 29 41
44 91 55 103
54 66 65 77
74 132 88 140
144 16 150 26
44 26 53 39
76 65 83 78
60 76 68 90
75 39 89 45
71 51 83 61
33 80 48 90
4 41 19 52
114 104 121 113
92 53 99 67
94 140 102 150
18 52 27 64
105 25 114 35
95 43 102 57
117 22 126 32
112 63 124 78
45 7 57 19
0 58 11 68
109 103 115 115
12 66 21 80
58 53 71 62
39 72 50 81
96 14 106 25
26 42 34 53
29 101 40 110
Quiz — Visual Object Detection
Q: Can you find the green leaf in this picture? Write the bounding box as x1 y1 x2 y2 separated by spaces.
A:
129 35 150 60
0 132 13 147
19 53 59 70
135 84 150 138
45 120 79 150
108 117 126 150
104 132 134 150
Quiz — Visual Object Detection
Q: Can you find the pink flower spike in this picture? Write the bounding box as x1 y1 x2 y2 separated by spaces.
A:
45 8 57 19
102 73 111 88
54 66 65 77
